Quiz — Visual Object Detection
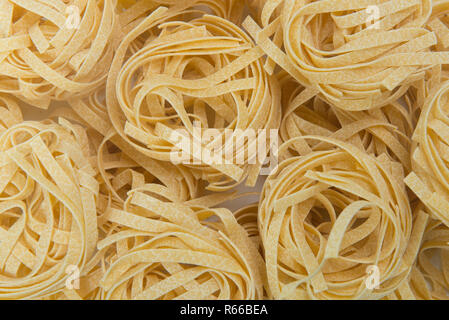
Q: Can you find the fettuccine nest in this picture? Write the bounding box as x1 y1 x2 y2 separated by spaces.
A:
259 137 417 299
107 8 281 191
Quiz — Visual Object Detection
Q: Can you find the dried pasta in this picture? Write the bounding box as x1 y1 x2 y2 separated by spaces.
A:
279 73 414 171
409 218 449 300
67 86 201 202
0 0 119 108
427 0 449 54
405 80 449 227
97 187 265 300
243 0 449 110
234 203 260 246
106 7 281 191
259 136 418 299
1 0 449 301
0 93 23 133
385 204 448 300
0 119 99 299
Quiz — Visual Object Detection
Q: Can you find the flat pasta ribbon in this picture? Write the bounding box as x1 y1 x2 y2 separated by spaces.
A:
234 203 260 247
67 86 201 202
427 0 449 54
117 0 246 25
410 218 449 299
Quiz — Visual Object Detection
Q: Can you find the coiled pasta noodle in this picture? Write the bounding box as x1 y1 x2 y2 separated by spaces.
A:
97 186 264 300
107 6 281 191
117 0 246 25
243 0 449 110
259 136 418 299
1 0 449 302
33 112 199 300
39 248 107 300
0 118 99 299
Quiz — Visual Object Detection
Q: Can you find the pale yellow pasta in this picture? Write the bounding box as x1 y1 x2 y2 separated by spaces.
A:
405 80 449 227
409 219 449 300
259 136 416 299
0 0 119 108
404 66 449 120
117 0 246 25
243 0 449 111
0 119 99 299
67 86 201 203
1 0 449 301
0 93 23 134
106 7 281 191
40 249 107 300
97 186 265 300
234 203 260 246
279 73 414 171
427 0 449 53
381 204 429 300
30 112 200 300
385 204 449 300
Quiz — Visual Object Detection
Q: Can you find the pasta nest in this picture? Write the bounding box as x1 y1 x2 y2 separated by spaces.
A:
0 119 99 299
0 0 117 108
243 0 449 111
96 186 265 300
427 0 449 54
117 0 246 24
406 80 449 227
259 137 414 299
67 84 200 203
107 8 281 191
155 0 245 24
410 218 449 300
278 74 414 172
